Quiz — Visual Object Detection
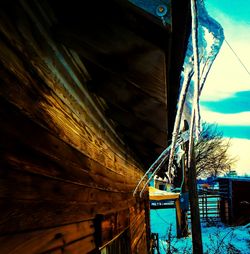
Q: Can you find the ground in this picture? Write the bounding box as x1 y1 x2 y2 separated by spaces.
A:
150 209 250 253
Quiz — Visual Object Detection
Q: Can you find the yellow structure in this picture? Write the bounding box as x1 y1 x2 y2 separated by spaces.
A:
149 186 180 201
149 187 182 237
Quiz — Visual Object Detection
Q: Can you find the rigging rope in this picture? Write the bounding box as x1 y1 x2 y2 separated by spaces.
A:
224 39 250 78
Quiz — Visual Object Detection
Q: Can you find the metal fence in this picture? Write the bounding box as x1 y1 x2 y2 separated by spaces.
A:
188 190 220 221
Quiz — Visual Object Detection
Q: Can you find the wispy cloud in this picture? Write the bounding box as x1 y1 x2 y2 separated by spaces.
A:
201 90 250 114
201 11 250 101
201 42 250 101
218 126 250 139
201 106 250 126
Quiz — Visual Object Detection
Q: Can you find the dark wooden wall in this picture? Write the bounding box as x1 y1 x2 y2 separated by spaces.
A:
232 181 250 225
0 1 149 253
219 178 250 225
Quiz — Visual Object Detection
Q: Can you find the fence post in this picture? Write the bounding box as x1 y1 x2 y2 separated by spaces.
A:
188 148 203 254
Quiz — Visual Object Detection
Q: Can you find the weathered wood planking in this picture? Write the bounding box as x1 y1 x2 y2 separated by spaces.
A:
0 197 137 234
0 100 139 233
130 213 146 242
0 166 133 206
49 0 170 164
0 99 138 192
0 2 144 179
61 235 96 254
130 205 148 254
97 209 130 247
0 1 150 253
0 48 143 185
132 231 148 254
0 221 95 254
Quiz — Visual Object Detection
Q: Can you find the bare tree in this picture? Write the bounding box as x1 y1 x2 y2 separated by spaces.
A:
195 123 237 178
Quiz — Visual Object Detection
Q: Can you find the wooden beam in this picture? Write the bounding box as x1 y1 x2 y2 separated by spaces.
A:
188 148 203 253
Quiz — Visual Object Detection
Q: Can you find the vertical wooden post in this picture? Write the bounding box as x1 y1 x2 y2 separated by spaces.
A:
228 179 233 224
201 193 204 219
175 199 182 238
188 148 203 254
174 120 189 238
144 199 151 252
156 233 160 254
205 192 208 220
180 120 189 237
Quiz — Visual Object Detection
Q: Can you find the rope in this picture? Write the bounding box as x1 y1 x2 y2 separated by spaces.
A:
224 39 250 78
155 209 172 225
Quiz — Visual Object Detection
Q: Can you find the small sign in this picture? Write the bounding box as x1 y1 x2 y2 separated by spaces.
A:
180 192 189 211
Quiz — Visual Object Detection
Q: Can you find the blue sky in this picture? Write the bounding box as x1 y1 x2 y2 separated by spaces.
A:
201 0 250 174
202 91 250 114
205 1 250 24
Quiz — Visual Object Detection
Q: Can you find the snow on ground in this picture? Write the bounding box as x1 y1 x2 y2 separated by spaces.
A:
150 209 250 253
201 222 250 254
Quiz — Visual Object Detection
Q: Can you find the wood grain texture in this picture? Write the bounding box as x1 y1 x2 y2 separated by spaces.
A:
100 209 130 246
0 197 137 235
63 235 96 254
0 99 138 192
0 4 144 176
0 221 95 254
0 1 151 253
50 0 169 165
129 203 148 254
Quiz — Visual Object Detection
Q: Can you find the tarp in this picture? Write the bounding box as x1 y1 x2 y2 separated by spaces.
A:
149 186 180 201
